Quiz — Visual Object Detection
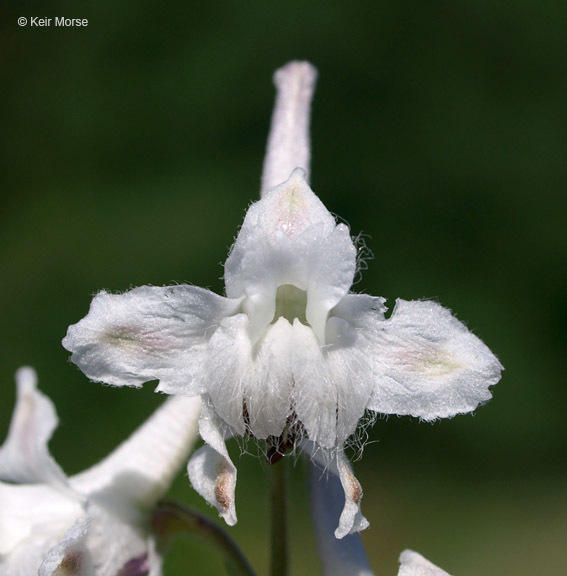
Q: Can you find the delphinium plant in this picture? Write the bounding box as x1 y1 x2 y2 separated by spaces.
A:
1 61 502 576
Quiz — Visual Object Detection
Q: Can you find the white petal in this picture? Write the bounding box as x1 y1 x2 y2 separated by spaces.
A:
334 297 503 420
224 170 356 343
326 296 387 445
203 315 250 435
306 444 369 539
292 298 383 449
0 367 67 485
63 285 241 394
187 401 237 526
308 461 374 575
333 452 369 539
0 482 82 555
398 550 452 576
70 395 201 508
205 315 293 439
39 517 94 576
291 322 337 449
261 61 317 195
246 317 293 439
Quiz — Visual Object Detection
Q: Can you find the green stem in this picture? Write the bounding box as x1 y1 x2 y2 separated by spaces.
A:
152 500 256 576
270 457 289 576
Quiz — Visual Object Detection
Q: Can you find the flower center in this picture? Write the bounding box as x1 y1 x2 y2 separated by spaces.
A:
272 284 308 325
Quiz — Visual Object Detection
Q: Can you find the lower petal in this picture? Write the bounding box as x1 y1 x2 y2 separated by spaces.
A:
334 452 369 539
309 460 374 575
305 442 369 539
291 322 337 450
245 318 293 439
187 401 237 526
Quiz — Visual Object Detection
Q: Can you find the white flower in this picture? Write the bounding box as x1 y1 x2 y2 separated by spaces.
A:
397 550 452 576
62 61 502 540
0 367 201 576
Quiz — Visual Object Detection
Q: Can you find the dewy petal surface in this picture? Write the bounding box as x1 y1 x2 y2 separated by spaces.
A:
0 367 67 486
63 285 241 394
397 550 452 576
332 296 503 421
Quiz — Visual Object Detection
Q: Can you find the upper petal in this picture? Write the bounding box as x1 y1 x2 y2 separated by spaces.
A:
0 367 67 486
224 169 357 343
398 550 452 576
333 297 503 420
63 285 241 394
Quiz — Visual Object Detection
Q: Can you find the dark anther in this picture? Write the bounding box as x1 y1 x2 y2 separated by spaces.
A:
266 419 303 465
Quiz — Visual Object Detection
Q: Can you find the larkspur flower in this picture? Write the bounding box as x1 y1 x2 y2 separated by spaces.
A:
62 61 502 539
0 367 201 576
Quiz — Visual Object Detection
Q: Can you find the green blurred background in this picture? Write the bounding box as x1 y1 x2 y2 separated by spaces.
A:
1 1 566 574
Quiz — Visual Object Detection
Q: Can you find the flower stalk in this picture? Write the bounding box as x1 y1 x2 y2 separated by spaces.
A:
269 457 289 576
152 500 256 576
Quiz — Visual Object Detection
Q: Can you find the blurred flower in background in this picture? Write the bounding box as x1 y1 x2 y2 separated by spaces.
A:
0 367 201 576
